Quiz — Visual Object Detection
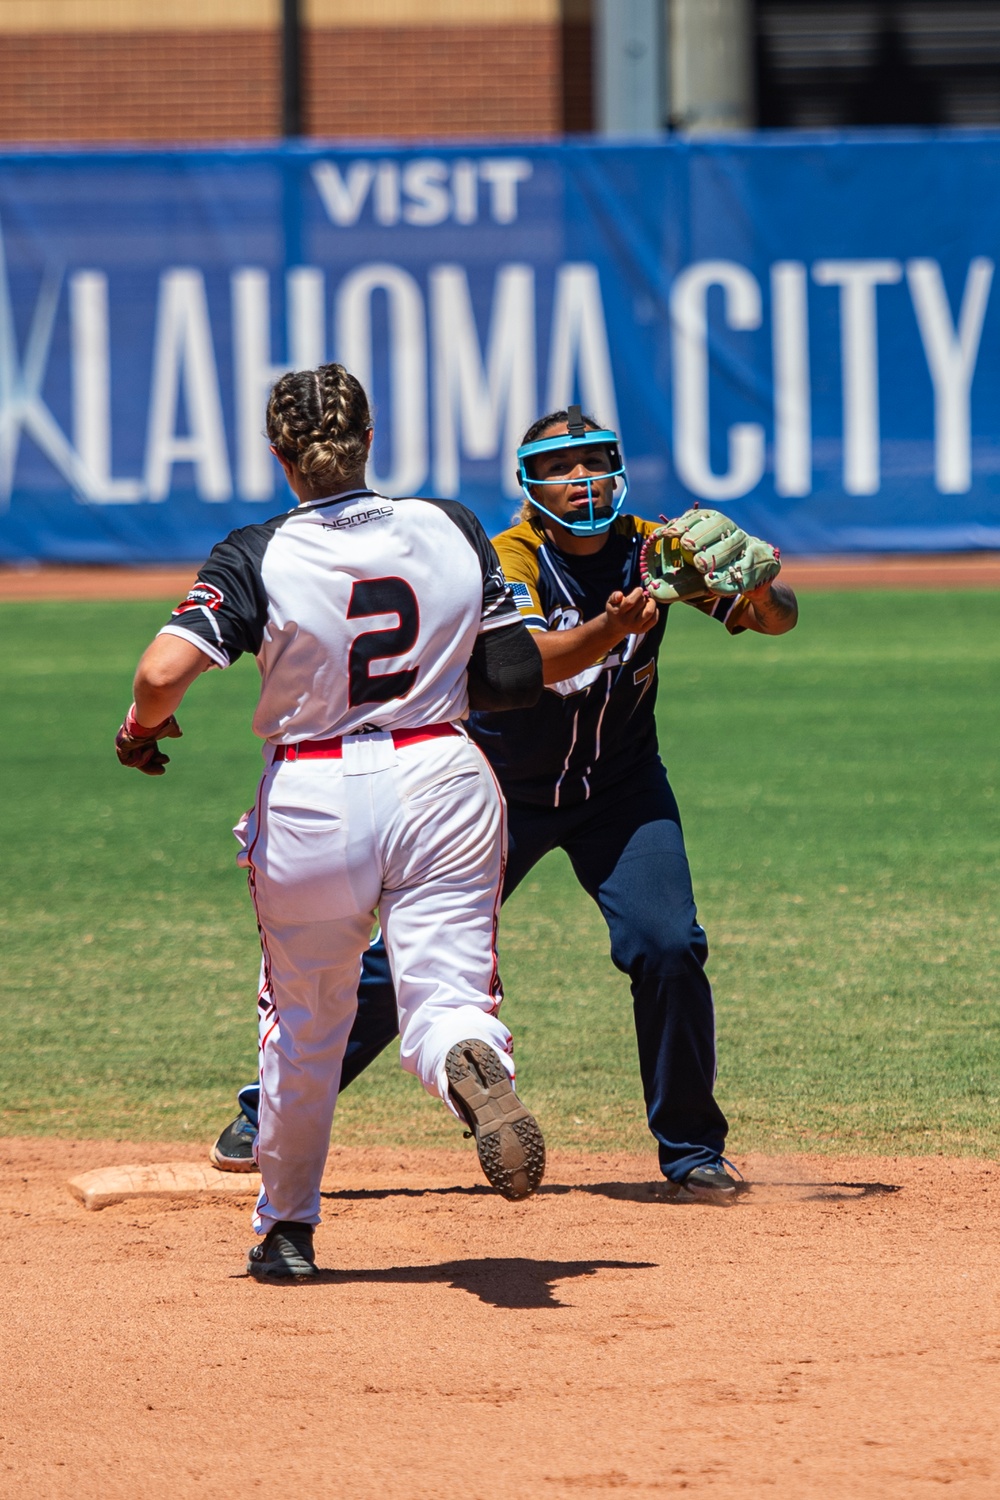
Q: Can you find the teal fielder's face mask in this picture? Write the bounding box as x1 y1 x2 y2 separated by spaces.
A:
516 414 629 537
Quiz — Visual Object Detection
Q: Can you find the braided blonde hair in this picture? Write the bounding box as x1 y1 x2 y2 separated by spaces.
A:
266 363 372 489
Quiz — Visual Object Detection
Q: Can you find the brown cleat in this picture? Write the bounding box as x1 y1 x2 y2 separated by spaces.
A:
445 1039 546 1201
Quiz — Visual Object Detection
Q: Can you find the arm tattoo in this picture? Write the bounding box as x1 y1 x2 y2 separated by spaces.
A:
745 581 798 635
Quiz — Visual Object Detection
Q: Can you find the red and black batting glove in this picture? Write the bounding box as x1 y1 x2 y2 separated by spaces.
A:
115 705 183 776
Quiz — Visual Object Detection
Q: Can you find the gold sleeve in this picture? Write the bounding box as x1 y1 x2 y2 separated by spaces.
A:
492 522 548 632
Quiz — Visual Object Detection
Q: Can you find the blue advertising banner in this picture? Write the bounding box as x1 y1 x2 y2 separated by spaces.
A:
1 134 1000 561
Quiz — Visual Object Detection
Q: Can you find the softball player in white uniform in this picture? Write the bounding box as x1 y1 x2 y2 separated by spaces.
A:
117 363 544 1278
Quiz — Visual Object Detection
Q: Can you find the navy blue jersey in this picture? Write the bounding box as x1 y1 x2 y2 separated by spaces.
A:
468 514 743 807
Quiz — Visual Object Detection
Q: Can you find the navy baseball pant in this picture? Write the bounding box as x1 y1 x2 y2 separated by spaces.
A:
237 757 728 1182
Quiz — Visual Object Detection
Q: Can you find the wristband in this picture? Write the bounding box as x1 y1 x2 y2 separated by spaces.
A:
124 704 171 739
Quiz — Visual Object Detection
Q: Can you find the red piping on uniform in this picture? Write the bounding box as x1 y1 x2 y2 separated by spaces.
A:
245 770 279 1122
245 776 272 995
481 747 511 1081
473 747 507 1009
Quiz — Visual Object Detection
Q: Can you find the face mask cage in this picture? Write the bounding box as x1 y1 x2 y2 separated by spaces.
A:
516 426 629 536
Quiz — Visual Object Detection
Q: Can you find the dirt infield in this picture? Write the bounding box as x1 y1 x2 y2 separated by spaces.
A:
1 553 998 600
2 1139 997 1499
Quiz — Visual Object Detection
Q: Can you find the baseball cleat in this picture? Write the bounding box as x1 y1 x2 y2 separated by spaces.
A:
664 1161 742 1203
247 1221 318 1279
210 1113 258 1172
445 1039 545 1201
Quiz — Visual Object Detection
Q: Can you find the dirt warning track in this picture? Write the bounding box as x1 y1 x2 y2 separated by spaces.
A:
0 553 998 600
2 1139 997 1499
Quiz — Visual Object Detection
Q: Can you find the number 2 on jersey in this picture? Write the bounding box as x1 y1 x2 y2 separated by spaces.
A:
347 577 420 706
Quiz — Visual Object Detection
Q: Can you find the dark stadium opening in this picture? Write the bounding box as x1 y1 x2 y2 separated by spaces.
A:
755 1 1000 130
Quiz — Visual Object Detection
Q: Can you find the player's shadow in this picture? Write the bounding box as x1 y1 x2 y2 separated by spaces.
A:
321 1183 531 1201
799 1180 902 1200
312 1256 655 1308
572 1179 901 1203
321 1178 901 1207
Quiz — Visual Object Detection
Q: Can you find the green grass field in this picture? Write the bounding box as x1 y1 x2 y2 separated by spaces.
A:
0 591 997 1158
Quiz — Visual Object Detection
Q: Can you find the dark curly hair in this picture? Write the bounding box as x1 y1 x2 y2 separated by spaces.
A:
517 408 603 523
266 363 372 490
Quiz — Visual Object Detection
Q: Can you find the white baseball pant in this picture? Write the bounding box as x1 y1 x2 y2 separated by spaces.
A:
237 728 513 1235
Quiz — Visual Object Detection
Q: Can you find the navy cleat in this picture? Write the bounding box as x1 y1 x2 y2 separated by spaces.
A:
665 1160 742 1203
210 1113 258 1172
247 1221 317 1279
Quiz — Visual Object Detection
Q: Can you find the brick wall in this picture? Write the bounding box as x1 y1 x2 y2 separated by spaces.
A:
307 25 562 139
0 33 279 142
0 16 593 142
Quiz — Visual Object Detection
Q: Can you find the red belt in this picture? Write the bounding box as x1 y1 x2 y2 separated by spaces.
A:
274 722 460 762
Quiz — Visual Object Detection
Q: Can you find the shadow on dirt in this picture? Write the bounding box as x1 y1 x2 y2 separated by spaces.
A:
309 1256 656 1308
828 1180 902 1196
322 1183 517 1200
321 1179 902 1205
576 1179 901 1203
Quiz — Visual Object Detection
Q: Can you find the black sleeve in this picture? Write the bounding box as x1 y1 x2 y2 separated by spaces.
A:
157 522 279 667
467 618 543 711
422 497 524 634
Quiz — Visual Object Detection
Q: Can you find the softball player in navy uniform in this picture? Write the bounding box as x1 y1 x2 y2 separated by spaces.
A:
117 364 543 1278
212 404 798 1201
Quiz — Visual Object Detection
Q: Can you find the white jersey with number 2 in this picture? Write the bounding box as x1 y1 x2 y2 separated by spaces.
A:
159 488 521 742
